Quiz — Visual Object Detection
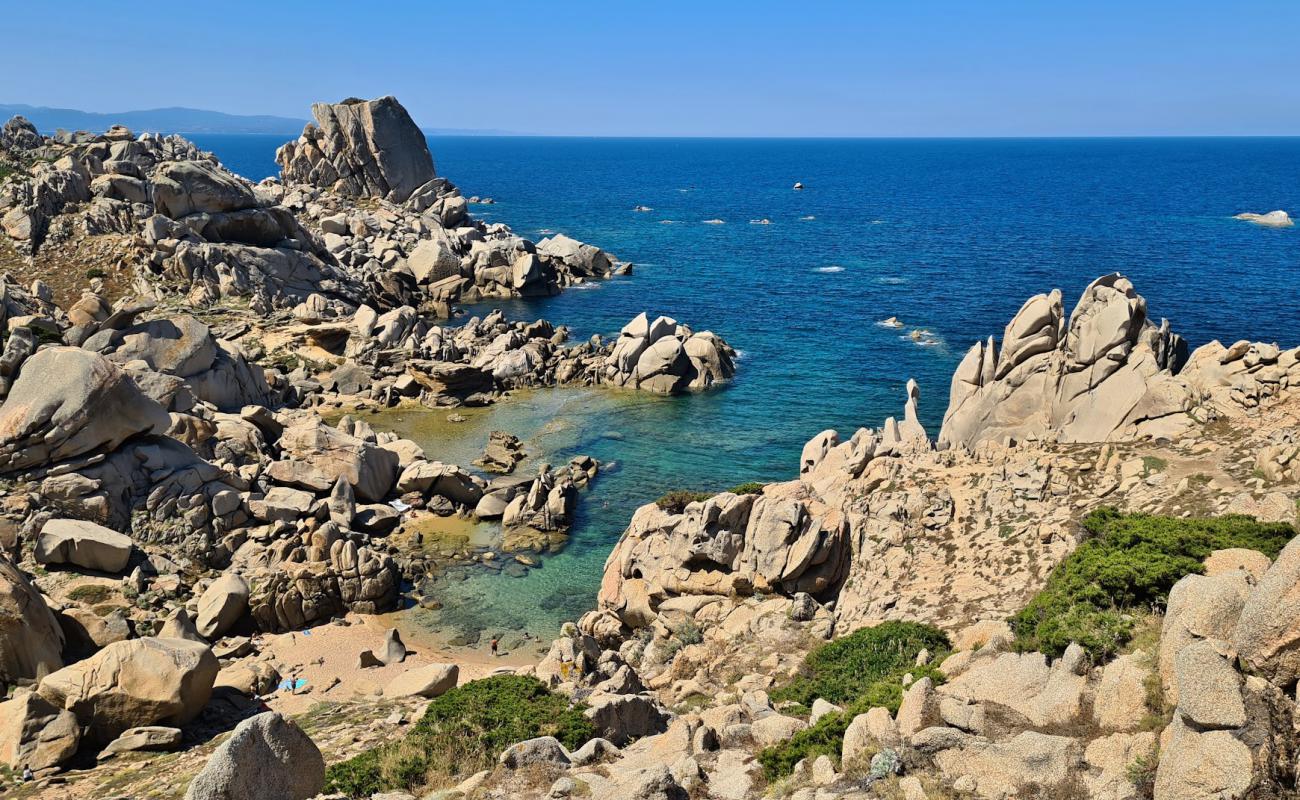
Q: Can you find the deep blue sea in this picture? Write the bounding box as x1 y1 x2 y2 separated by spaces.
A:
194 134 1300 646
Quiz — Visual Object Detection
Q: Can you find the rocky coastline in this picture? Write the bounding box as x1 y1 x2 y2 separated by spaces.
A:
0 95 1297 800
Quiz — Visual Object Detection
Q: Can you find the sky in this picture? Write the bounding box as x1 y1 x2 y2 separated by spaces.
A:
3 1 1298 137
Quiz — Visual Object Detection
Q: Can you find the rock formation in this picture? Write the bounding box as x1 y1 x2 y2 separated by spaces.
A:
276 96 437 206
604 312 738 393
939 272 1299 449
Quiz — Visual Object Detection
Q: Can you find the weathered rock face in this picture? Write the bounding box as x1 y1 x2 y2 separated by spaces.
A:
246 540 399 632
37 637 218 744
598 485 848 627
1232 535 1300 682
0 347 170 474
603 313 737 394
184 712 324 800
276 96 436 205
0 555 65 686
939 274 1192 448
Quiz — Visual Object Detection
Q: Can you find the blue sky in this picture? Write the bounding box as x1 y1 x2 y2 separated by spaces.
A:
3 1 1297 136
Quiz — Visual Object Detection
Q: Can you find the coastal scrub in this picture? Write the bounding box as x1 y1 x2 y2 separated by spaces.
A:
1010 507 1294 660
759 621 950 779
324 675 596 798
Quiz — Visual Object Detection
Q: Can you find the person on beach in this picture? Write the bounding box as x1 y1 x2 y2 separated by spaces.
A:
491 637 499 656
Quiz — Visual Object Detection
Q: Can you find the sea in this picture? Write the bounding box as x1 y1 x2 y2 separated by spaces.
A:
193 134 1300 649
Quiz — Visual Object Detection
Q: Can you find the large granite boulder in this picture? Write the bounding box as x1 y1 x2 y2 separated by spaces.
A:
184 712 323 800
0 689 80 771
0 347 170 474
1233 535 1300 682
34 518 134 573
196 573 250 639
91 315 217 377
276 96 436 204
938 274 1192 447
151 161 259 219
37 637 218 744
0 554 64 685
275 418 399 502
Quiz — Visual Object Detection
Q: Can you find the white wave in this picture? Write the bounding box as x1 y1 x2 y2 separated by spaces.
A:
877 276 906 285
749 218 772 225
702 218 725 225
800 215 816 220
568 282 602 291
815 265 845 273
659 219 677 224
732 349 746 360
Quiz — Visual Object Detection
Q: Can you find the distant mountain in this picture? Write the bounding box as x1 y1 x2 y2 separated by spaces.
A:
0 103 523 137
0 104 309 135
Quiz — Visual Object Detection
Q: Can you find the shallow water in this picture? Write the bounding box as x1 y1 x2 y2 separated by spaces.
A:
197 134 1300 641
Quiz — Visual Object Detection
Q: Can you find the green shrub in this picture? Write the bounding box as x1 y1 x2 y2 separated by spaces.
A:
727 481 766 495
758 621 950 779
86 267 107 279
324 675 596 798
1010 508 1293 660
655 489 713 513
771 620 951 708
66 584 114 604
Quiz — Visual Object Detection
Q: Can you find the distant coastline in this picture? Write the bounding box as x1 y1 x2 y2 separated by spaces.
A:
0 102 520 137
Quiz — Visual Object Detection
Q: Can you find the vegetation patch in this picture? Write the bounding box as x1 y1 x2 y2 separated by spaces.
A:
324 675 596 798
727 481 766 495
66 583 114 604
654 489 713 512
1010 508 1293 660
759 621 950 779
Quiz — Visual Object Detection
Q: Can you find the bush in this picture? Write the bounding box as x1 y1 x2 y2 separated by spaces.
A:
66 584 114 604
771 620 951 708
655 489 712 513
1010 508 1293 660
758 621 950 779
324 675 596 798
85 267 107 279
727 481 766 495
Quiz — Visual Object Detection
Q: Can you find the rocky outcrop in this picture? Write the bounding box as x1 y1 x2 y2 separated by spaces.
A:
37 636 218 744
938 274 1300 448
245 540 399 632
603 313 737 394
938 274 1192 448
184 712 324 800
1234 210 1293 227
598 485 849 627
0 554 65 686
276 96 436 206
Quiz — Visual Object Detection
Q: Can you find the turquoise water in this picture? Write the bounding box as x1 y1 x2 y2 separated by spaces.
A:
196 135 1300 644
